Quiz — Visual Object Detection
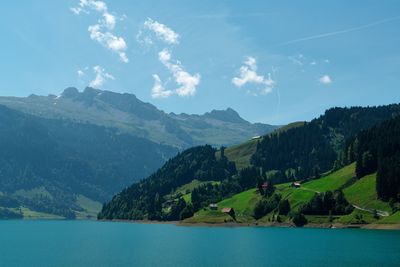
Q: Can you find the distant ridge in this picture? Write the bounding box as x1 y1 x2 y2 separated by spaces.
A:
0 87 278 148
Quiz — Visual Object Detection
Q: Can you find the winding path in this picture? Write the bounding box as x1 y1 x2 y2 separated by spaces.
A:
352 204 389 217
299 186 390 217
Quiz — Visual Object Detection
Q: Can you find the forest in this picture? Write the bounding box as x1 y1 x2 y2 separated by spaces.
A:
99 105 400 222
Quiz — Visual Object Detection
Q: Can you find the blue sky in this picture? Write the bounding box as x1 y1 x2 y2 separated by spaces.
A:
0 0 399 124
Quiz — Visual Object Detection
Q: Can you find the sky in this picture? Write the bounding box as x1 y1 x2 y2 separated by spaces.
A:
0 0 399 124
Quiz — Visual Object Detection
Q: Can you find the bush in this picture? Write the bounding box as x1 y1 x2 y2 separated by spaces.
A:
180 204 194 220
300 190 353 215
278 199 291 215
253 194 281 219
291 212 307 227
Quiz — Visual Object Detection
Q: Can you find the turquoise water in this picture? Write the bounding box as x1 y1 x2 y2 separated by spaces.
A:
0 220 399 267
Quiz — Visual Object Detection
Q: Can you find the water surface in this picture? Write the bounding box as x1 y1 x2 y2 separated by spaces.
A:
0 220 399 267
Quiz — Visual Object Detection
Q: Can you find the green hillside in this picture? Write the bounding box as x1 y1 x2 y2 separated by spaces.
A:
100 105 400 227
218 188 260 216
344 173 391 213
301 163 356 192
222 139 259 170
0 104 177 219
184 188 261 223
221 121 306 170
186 163 399 226
273 121 305 134
0 193 103 220
274 163 355 210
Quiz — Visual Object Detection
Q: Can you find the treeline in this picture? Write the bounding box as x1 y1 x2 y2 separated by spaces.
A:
98 104 400 222
99 146 282 221
300 190 353 215
344 115 400 201
252 122 336 179
0 208 23 219
251 105 400 182
191 166 266 212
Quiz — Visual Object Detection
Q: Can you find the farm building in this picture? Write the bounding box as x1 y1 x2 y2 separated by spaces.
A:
209 203 218 210
222 207 235 216
291 182 301 188
261 182 269 189
221 207 236 220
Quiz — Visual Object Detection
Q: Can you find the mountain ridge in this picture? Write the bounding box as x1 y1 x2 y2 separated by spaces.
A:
0 87 278 148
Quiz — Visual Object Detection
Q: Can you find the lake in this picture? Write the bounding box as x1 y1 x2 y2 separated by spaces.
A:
0 220 399 267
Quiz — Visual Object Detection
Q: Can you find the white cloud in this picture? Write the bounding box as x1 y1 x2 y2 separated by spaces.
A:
319 74 332 84
310 61 317 66
136 19 198 98
89 65 114 88
77 69 85 77
142 18 179 45
232 57 275 95
102 12 116 29
151 74 173 98
71 0 128 63
158 49 200 97
71 0 107 15
88 24 128 62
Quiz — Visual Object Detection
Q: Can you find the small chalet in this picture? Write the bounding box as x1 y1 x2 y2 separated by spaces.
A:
209 203 218 210
222 207 234 215
261 182 269 189
221 207 236 220
291 182 301 188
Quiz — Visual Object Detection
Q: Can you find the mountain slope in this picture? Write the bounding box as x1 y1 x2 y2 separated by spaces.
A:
98 145 237 220
251 105 400 179
0 87 277 219
0 105 177 218
100 103 400 226
0 87 278 148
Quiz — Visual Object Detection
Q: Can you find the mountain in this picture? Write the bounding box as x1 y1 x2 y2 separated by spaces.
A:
0 87 278 148
0 87 277 219
0 105 177 218
99 103 400 226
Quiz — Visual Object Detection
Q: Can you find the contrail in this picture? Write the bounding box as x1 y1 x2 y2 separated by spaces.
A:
271 66 280 117
271 15 400 48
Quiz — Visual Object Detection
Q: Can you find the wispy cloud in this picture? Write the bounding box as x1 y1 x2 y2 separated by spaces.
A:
77 69 85 78
89 65 114 88
272 15 400 47
186 12 269 20
142 18 179 45
71 0 128 63
288 54 305 66
137 18 200 98
151 74 173 98
232 56 275 95
156 49 200 97
319 74 332 85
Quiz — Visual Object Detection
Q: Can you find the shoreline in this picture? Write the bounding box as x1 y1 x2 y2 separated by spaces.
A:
97 219 400 230
6 218 400 230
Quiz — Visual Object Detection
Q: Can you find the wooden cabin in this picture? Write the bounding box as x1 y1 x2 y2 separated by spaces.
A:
291 182 301 188
209 203 218 210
